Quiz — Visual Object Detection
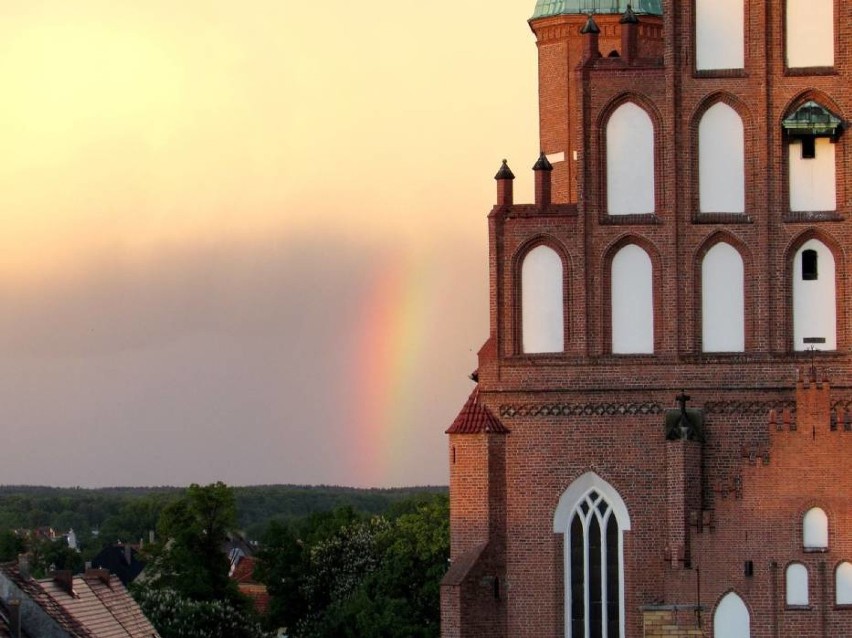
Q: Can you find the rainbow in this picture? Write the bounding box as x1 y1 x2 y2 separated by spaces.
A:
346 248 434 487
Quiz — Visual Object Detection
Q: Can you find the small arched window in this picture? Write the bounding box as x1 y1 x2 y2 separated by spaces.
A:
803 507 829 549
611 245 654 354
786 563 809 606
521 245 564 354
713 592 750 638
606 103 655 215
837 562 852 605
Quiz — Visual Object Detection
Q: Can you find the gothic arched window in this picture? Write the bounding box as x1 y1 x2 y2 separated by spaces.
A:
702 242 745 352
611 245 654 354
699 103 745 213
793 242 836 351
606 103 655 215
521 244 565 353
713 592 750 638
554 473 631 638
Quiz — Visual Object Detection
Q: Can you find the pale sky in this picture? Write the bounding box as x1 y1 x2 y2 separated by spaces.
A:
0 1 540 487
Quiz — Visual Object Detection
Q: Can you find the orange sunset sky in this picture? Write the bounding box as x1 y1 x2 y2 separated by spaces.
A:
0 1 542 487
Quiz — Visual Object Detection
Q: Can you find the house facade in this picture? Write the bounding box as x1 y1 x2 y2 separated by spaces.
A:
441 1 851 636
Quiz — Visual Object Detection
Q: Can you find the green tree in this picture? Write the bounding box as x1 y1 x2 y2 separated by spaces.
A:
141 482 239 602
134 587 267 638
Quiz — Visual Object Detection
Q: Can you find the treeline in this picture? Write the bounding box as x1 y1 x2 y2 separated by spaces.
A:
0 483 446 546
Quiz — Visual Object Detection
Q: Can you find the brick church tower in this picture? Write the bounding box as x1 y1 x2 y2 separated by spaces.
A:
441 1 851 637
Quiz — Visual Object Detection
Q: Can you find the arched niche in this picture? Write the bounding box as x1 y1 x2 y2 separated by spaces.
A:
521 244 565 354
792 241 836 351
702 242 745 352
606 102 655 215
785 563 809 606
611 244 654 354
699 103 745 213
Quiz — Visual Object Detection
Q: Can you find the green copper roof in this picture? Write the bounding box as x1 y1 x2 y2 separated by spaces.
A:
532 0 662 19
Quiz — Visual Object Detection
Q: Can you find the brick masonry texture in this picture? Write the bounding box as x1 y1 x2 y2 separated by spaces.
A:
441 1 852 637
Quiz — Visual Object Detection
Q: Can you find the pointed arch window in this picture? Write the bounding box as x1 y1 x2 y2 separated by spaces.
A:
713 592 750 638
702 242 745 352
699 103 745 214
606 103 655 215
611 245 653 354
555 473 631 638
793 241 836 351
521 245 565 353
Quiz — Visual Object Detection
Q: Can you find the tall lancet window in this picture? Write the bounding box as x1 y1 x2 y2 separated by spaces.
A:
695 0 744 70
606 102 655 215
699 103 745 214
554 473 631 638
786 0 834 68
793 240 836 351
521 245 565 353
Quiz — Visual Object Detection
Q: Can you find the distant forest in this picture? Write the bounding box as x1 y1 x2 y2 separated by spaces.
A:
0 484 447 556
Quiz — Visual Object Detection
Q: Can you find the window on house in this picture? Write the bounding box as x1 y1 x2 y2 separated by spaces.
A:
554 473 630 638
803 507 829 549
837 562 852 605
786 563 809 606
521 245 565 354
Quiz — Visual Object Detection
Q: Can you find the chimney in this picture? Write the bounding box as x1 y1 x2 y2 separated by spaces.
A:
85 568 112 586
533 152 553 209
52 570 74 596
124 544 132 566
620 5 639 64
8 599 21 638
580 14 601 61
494 159 515 206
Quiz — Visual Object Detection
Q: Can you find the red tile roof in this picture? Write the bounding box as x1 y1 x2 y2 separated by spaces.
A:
445 389 510 435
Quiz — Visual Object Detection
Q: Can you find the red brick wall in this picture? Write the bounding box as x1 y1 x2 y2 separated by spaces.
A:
445 1 852 636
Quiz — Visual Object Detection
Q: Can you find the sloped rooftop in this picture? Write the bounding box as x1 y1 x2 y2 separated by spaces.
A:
446 389 509 435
